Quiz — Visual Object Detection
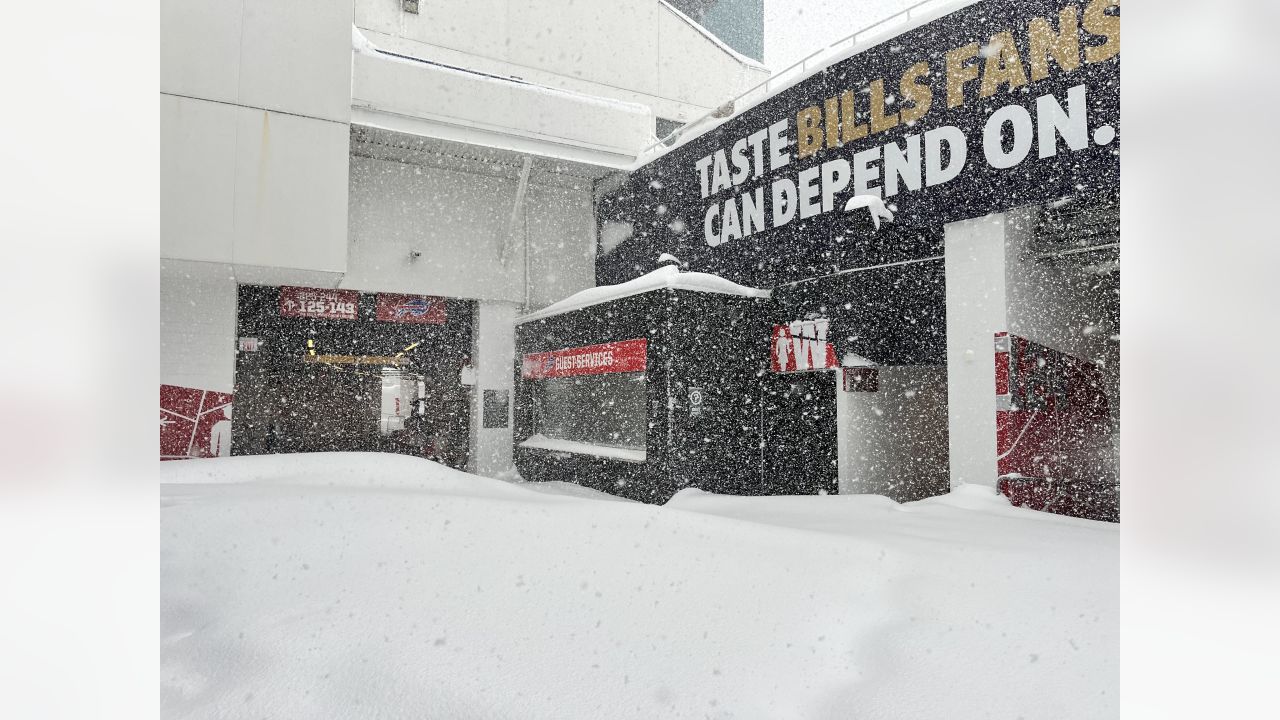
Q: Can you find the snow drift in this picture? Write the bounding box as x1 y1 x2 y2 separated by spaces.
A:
161 453 1117 719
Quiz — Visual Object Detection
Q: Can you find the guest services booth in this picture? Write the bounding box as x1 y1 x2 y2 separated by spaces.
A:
513 267 775 503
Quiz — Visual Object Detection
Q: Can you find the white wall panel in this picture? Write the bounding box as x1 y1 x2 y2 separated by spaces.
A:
160 259 238 394
524 184 597 309
344 156 521 301
508 1 660 96
344 156 598 307
161 95 237 264
160 0 243 103
162 0 351 122
837 366 949 501
230 108 350 273
237 0 353 123
351 52 653 161
944 213 1008 489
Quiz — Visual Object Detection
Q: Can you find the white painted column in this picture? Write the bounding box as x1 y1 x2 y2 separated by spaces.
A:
468 300 518 477
836 366 881 497
944 213 1009 489
835 375 854 494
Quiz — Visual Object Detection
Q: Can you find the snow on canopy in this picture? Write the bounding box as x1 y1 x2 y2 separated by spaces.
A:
517 264 771 323
161 452 1118 719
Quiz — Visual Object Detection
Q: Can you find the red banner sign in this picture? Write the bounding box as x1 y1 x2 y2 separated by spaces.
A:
279 286 359 320
521 339 647 380
160 384 234 460
376 293 448 324
771 320 839 372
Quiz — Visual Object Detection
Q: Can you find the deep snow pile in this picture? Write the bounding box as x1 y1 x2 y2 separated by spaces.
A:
161 453 1117 719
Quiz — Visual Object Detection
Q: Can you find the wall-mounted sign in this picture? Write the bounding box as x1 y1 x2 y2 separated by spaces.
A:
376 293 448 324
279 286 358 320
688 386 705 419
521 339 648 380
771 320 838 373
160 384 233 460
238 337 260 352
597 0 1120 289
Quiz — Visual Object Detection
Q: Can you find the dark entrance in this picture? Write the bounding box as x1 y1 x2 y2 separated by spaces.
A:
761 371 838 495
231 284 474 469
237 368 376 455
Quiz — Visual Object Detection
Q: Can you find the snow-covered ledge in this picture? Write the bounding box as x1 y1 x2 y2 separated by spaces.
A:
517 265 771 323
518 434 646 464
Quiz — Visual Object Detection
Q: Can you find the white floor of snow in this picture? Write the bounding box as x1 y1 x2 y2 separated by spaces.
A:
161 452 1117 719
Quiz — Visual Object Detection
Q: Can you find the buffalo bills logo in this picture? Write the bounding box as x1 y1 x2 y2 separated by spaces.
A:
393 298 437 319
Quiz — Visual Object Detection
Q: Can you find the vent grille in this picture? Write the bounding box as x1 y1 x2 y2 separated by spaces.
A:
1028 197 1119 268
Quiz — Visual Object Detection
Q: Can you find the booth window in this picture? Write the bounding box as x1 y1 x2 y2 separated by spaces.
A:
532 372 646 450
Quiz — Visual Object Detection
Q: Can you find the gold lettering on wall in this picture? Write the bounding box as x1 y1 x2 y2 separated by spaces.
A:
840 90 868 143
824 97 841 149
796 106 824 159
1028 5 1081 81
979 31 1029 98
946 42 980 108
1083 0 1120 64
869 79 899 134
898 61 933 125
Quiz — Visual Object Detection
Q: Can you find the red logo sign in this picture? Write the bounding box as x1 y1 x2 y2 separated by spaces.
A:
160 384 234 460
521 339 648 380
376 293 448 324
771 320 839 372
279 286 359 320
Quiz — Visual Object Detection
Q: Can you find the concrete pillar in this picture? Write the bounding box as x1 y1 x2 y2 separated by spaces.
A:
835 378 854 494
468 300 518 477
944 213 1008 489
160 259 237 394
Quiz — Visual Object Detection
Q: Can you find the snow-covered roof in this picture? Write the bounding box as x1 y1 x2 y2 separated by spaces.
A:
634 0 980 167
517 265 771 324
